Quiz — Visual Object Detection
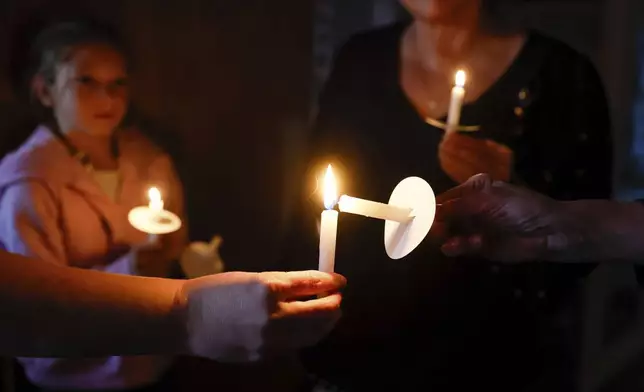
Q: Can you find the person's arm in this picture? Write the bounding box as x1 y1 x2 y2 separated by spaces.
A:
437 174 644 264
0 251 344 359
0 250 184 357
555 199 644 264
0 181 172 380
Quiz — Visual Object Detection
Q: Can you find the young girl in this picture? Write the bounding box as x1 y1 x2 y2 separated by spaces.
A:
0 19 187 391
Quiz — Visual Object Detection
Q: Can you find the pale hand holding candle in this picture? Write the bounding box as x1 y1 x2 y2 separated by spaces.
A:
128 187 182 239
446 70 466 133
319 165 338 273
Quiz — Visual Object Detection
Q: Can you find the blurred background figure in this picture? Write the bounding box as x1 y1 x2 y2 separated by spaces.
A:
0 17 187 392
294 0 611 390
307 1 644 391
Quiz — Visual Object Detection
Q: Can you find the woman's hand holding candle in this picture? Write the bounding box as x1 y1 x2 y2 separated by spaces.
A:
440 68 513 182
439 131 513 183
123 186 181 277
180 270 346 362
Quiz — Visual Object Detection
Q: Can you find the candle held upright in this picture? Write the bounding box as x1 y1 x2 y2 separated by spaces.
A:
128 186 182 240
148 187 164 213
319 165 338 273
446 70 466 132
147 187 164 243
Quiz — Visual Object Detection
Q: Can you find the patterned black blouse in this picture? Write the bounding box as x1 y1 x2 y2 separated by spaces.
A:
288 22 612 392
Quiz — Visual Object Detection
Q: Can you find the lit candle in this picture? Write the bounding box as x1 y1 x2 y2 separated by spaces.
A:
148 187 164 213
446 69 466 132
338 195 413 223
319 165 338 273
128 186 182 239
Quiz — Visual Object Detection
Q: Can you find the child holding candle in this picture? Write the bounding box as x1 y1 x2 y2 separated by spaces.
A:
289 0 612 391
0 18 187 391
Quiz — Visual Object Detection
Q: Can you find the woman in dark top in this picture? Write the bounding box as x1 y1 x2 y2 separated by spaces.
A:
289 1 612 391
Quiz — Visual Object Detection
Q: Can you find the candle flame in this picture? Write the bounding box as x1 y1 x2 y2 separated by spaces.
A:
323 164 337 210
148 187 164 212
455 70 466 87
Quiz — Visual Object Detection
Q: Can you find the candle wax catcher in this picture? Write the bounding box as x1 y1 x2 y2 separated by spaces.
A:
384 177 436 260
128 206 182 235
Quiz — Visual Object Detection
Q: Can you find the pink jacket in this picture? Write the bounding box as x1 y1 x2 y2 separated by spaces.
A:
0 125 187 390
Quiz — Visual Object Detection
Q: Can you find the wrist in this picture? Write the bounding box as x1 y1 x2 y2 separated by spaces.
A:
544 200 593 262
168 279 191 356
565 200 644 264
551 199 634 263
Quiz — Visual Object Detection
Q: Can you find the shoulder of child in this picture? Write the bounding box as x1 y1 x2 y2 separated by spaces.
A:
0 126 73 190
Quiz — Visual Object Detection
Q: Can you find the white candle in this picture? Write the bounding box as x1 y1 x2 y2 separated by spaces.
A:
148 187 164 212
338 195 413 223
128 186 181 238
147 187 164 244
319 165 338 273
446 69 466 132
